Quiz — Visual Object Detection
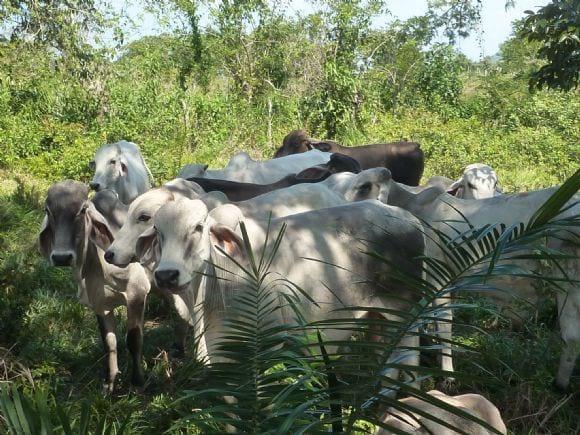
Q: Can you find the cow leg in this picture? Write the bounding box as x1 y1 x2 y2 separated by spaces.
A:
367 312 420 393
434 296 455 384
555 288 579 391
126 292 147 387
96 312 119 393
397 330 420 391
171 293 195 357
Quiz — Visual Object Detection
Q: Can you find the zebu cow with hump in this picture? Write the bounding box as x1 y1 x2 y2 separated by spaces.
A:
135 199 426 384
179 153 361 202
104 169 396 353
90 140 153 204
39 181 151 392
273 129 424 186
179 149 332 184
104 178 224 353
377 175 580 390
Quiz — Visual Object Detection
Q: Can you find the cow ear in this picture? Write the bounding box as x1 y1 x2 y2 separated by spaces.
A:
135 226 159 265
86 202 114 249
446 179 463 197
295 165 329 180
210 224 245 261
310 141 332 152
39 214 53 258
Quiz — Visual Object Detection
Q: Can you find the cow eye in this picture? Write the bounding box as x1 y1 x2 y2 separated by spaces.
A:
109 159 116 165
137 214 150 222
194 224 203 233
358 182 372 193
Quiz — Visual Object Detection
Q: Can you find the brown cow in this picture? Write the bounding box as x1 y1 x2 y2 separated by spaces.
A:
39 181 150 392
273 130 424 186
182 152 361 202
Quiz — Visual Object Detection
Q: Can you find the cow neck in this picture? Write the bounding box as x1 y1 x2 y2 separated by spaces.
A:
76 226 105 309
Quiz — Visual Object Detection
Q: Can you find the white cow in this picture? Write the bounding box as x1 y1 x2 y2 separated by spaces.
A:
90 140 153 204
381 179 580 390
177 150 332 184
376 390 507 434
231 168 393 220
39 181 151 392
136 199 426 386
103 178 225 353
447 163 502 199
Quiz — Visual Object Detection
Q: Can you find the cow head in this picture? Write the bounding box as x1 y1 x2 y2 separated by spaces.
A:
40 181 114 267
343 168 393 202
295 153 361 180
447 163 502 199
105 178 203 267
136 199 246 291
274 130 340 158
90 143 129 193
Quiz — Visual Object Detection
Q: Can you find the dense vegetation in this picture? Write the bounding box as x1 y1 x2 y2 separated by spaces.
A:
0 0 578 433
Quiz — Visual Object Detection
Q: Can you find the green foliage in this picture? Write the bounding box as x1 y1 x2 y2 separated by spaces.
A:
417 44 463 117
1 4 579 433
520 0 580 91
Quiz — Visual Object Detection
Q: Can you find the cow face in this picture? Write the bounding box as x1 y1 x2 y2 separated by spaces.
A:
137 199 246 292
274 130 312 158
105 179 203 267
344 168 392 202
447 164 501 199
40 181 113 267
90 144 128 193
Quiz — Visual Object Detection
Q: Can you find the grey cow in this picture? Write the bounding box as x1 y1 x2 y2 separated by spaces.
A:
380 178 580 390
104 178 223 353
39 181 151 392
135 199 426 386
90 140 153 204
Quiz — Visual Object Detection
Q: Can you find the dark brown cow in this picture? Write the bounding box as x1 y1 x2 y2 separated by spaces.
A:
184 152 361 202
274 130 424 186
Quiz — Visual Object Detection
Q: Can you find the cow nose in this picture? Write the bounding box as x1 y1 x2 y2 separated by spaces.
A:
104 250 115 264
155 269 180 287
51 252 73 266
89 182 101 191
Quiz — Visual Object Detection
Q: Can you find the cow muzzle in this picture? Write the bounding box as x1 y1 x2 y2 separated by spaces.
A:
155 269 180 289
51 251 75 267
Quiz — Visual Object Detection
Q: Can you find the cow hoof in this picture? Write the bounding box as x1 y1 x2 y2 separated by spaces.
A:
102 382 115 395
131 373 145 388
170 343 186 359
551 380 571 394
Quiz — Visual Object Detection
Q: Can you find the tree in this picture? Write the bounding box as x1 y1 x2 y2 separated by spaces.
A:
520 0 580 91
309 0 385 137
0 0 115 55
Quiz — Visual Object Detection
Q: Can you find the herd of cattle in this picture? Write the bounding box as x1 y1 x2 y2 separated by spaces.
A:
38 130 578 434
